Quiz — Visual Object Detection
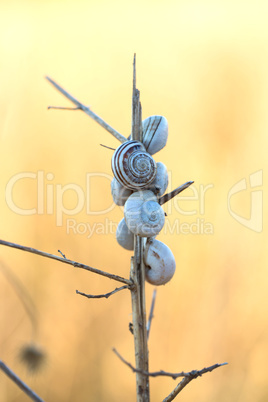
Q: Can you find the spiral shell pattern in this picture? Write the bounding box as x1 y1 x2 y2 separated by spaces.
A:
111 140 157 190
124 190 165 237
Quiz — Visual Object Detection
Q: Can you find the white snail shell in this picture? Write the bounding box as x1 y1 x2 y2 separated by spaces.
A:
111 178 133 206
144 239 176 285
145 162 169 197
124 190 165 237
142 116 168 155
116 218 134 250
111 140 157 190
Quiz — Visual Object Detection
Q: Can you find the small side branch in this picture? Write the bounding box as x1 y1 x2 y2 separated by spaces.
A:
147 289 157 339
0 240 132 286
48 106 80 111
0 361 44 402
113 348 227 381
159 181 194 206
162 362 228 402
46 76 127 144
76 285 130 299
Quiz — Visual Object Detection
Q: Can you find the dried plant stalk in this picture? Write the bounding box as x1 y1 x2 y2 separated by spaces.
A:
130 54 150 401
0 361 44 402
46 76 127 144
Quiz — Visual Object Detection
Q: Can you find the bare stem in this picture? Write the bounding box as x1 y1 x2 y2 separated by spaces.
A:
0 361 44 402
147 289 157 339
46 76 128 144
158 181 194 206
76 285 130 299
130 54 150 402
0 239 132 286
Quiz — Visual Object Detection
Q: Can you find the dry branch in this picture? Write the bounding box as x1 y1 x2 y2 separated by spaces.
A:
0 361 44 402
159 181 194 206
113 348 227 380
0 239 132 286
147 289 157 339
162 362 228 401
76 285 130 299
45 59 224 402
46 76 127 143
130 54 150 402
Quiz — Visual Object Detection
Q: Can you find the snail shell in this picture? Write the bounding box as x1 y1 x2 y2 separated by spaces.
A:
111 178 133 206
145 162 169 197
111 140 157 190
144 239 176 285
124 190 165 237
116 218 134 250
142 116 168 155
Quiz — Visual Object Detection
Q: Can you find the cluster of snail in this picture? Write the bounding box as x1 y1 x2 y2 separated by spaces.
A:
111 116 176 286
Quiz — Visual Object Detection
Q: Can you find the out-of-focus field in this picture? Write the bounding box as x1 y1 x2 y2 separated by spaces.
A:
0 1 267 401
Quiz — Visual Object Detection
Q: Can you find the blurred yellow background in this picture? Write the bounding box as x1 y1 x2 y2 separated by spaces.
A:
0 0 267 401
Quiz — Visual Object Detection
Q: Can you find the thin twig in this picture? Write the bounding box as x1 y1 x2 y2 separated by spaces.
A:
159 181 194 205
131 57 142 141
0 240 132 286
113 348 227 381
0 361 44 402
58 249 66 258
162 377 192 402
162 362 228 402
46 76 127 143
48 106 80 110
100 144 116 151
147 289 157 339
76 285 130 299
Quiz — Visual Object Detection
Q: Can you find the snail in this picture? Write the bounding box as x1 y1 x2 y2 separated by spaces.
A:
146 162 169 197
111 140 157 190
111 177 133 206
124 190 165 237
142 115 168 155
144 238 176 285
116 218 134 250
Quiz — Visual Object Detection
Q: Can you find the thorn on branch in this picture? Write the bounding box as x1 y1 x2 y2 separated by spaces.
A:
58 249 66 259
129 322 134 335
76 285 130 299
